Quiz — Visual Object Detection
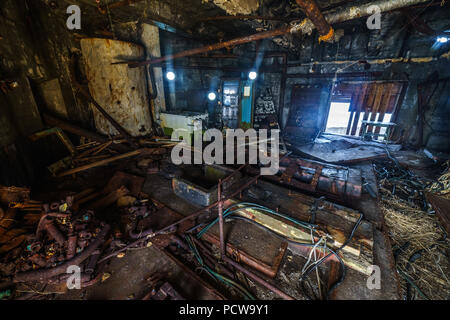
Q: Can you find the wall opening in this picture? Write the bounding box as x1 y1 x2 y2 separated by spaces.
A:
325 101 351 135
325 101 393 140
325 82 404 141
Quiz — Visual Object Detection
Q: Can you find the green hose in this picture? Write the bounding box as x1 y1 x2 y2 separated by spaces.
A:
197 202 317 239
184 235 255 300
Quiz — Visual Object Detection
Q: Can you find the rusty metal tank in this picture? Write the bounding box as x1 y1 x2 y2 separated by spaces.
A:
80 38 153 136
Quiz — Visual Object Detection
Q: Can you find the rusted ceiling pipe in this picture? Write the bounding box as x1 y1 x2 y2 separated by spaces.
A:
127 0 430 68
324 0 430 25
128 26 291 68
295 0 334 42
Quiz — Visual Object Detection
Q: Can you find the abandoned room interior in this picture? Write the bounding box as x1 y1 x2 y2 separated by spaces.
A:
0 0 449 302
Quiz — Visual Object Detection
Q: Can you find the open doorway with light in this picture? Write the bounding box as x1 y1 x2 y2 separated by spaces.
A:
324 82 404 142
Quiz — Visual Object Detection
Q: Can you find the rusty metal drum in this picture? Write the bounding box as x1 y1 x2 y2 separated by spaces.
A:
80 38 153 136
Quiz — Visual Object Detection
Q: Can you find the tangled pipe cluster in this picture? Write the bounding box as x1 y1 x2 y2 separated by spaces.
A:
0 196 110 288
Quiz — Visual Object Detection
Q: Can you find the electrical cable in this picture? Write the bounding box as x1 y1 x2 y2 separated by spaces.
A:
196 201 362 300
217 215 346 300
184 235 255 300
197 202 318 239
298 212 363 300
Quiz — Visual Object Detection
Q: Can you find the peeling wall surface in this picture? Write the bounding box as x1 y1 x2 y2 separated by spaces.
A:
212 0 260 15
80 38 153 136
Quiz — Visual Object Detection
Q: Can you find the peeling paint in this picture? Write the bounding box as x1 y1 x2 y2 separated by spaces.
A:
212 0 259 15
80 38 153 136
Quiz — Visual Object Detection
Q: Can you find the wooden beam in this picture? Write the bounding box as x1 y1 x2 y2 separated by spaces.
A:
350 83 368 136
374 83 395 135
366 84 386 133
358 84 377 136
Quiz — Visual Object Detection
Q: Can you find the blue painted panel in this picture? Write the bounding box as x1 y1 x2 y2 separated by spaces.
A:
241 80 253 126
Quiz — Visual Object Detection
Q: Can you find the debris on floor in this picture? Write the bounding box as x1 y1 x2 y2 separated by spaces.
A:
1 0 450 305
376 157 450 300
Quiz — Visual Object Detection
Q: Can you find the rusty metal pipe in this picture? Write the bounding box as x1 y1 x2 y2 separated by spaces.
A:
223 255 294 300
295 0 333 40
36 213 70 241
29 254 47 268
98 176 261 263
13 224 110 283
192 238 235 280
85 249 101 274
128 26 291 68
324 0 430 25
125 0 429 68
43 221 66 246
66 233 78 260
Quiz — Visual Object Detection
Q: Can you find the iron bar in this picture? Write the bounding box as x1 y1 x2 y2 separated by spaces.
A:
127 26 291 68
217 179 225 259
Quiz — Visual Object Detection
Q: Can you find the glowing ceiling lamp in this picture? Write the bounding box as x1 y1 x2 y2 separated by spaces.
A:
437 36 449 43
166 71 176 81
208 92 217 101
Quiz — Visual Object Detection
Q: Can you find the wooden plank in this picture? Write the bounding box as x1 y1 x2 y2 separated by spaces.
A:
366 84 385 133
358 84 377 136
350 84 368 136
374 83 394 135
348 87 361 135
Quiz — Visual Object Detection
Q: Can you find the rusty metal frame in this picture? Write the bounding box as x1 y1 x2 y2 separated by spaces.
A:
201 231 288 279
